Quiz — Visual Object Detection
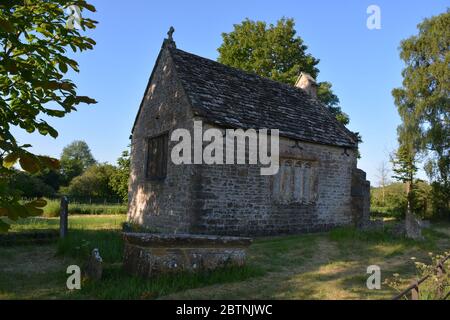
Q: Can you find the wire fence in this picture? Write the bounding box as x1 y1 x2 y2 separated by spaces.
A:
22 195 125 205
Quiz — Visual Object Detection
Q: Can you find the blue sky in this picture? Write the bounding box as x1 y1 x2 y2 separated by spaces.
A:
13 0 449 184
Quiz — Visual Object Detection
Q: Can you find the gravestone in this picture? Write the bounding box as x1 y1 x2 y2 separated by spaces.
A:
405 209 424 241
83 248 103 281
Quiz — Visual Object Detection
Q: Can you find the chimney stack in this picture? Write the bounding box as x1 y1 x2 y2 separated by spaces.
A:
295 72 318 99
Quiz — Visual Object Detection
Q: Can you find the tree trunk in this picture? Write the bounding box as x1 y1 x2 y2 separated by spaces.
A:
405 181 423 240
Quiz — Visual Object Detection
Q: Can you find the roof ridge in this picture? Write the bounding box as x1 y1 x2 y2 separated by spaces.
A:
170 47 356 142
170 47 312 95
165 46 357 148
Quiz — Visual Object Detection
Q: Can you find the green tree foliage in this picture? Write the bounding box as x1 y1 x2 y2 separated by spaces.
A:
34 167 61 192
109 149 130 203
371 181 433 220
60 140 96 185
392 10 450 218
0 0 97 231
8 169 56 198
316 81 349 126
391 145 418 187
66 164 116 199
391 144 419 217
218 17 350 126
371 183 407 218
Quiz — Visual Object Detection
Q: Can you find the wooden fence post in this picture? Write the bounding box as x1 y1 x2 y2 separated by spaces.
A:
411 280 419 300
60 196 68 238
392 254 449 300
436 262 445 298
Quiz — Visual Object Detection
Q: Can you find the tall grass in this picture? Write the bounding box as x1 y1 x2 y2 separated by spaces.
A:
57 229 124 263
71 264 264 300
42 199 127 217
42 200 60 217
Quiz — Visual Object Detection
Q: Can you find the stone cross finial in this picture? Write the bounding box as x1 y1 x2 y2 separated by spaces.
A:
167 26 175 41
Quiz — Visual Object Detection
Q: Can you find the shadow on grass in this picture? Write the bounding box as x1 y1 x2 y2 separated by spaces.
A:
69 263 264 300
0 270 69 299
328 225 443 260
267 225 449 300
249 234 318 272
31 223 449 299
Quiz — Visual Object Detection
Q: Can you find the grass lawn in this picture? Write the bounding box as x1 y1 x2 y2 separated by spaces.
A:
0 215 449 300
41 199 127 217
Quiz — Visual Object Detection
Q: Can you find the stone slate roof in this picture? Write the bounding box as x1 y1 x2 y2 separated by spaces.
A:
169 48 357 148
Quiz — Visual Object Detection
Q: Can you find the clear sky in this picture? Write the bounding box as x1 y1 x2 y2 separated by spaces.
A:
12 0 449 185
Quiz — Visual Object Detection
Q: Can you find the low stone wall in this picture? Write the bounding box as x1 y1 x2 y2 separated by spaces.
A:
122 233 252 277
351 168 371 228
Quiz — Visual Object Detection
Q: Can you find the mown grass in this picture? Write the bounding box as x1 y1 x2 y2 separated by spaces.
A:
249 234 318 272
0 269 69 299
8 215 125 263
1 215 264 299
163 222 450 299
1 216 449 300
4 215 126 266
42 199 127 217
9 215 126 233
329 224 443 251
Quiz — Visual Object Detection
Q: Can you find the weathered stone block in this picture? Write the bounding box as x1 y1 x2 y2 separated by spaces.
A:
122 233 252 277
351 168 371 228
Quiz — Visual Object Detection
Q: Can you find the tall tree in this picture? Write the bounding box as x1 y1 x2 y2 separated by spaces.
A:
0 1 97 231
34 167 61 192
376 160 391 205
66 163 116 199
60 140 96 185
391 142 420 239
8 169 56 198
391 144 418 204
109 149 130 203
392 10 450 218
218 18 350 125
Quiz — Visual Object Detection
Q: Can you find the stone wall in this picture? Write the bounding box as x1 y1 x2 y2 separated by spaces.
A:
128 45 196 233
191 135 360 236
351 168 371 228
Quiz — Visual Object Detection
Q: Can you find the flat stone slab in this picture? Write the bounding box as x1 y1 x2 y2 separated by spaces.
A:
122 233 252 277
